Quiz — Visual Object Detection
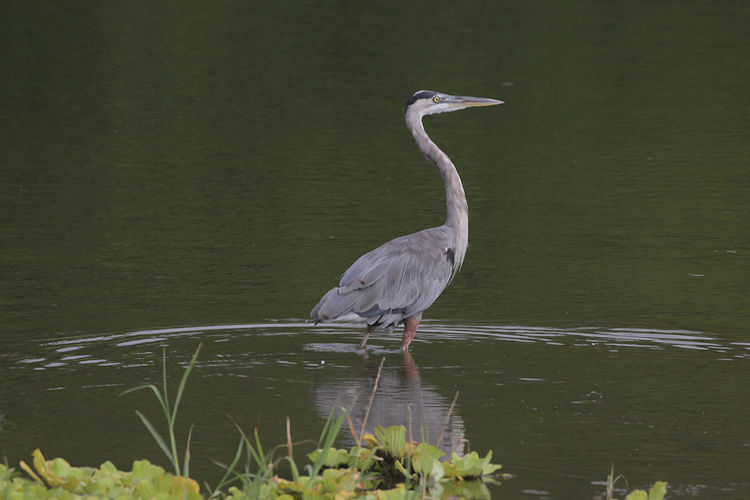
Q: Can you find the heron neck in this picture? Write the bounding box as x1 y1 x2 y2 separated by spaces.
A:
406 110 469 264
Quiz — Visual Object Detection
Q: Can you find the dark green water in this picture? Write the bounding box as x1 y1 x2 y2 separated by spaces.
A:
1 1 749 498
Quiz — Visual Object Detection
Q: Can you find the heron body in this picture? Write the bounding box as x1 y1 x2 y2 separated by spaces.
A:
311 90 502 350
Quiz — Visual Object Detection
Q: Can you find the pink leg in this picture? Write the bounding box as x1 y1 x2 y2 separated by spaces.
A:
360 324 375 349
401 314 422 351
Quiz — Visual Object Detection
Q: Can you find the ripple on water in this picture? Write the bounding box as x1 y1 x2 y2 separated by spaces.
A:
13 320 747 372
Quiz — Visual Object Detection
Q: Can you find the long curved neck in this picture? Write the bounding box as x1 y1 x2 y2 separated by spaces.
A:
405 109 469 268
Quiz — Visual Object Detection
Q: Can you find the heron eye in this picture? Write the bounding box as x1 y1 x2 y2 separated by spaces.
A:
433 96 440 103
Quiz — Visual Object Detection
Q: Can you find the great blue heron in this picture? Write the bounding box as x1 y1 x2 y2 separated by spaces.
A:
311 90 502 350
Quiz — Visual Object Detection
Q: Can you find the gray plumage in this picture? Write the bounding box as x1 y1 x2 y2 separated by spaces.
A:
311 90 502 350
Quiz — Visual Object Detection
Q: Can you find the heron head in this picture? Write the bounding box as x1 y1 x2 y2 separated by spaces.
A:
405 90 503 116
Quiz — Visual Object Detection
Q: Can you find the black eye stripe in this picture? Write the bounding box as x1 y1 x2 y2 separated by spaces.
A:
405 90 436 107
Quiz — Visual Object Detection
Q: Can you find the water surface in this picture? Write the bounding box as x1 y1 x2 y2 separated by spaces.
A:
3 323 750 498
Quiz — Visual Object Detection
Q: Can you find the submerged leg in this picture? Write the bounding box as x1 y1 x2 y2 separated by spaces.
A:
360 324 375 349
401 314 422 351
401 349 418 380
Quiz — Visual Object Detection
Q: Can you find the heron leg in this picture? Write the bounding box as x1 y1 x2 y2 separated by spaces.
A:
401 315 422 351
401 349 418 380
360 325 375 349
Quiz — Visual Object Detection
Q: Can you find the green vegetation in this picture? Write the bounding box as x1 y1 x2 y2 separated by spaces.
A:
1 450 200 499
0 346 667 499
119 345 202 479
605 464 668 500
0 424 502 499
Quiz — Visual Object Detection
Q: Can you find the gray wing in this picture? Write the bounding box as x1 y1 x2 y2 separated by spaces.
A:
311 226 456 329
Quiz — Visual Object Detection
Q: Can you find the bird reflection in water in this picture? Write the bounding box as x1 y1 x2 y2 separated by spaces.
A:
310 351 466 456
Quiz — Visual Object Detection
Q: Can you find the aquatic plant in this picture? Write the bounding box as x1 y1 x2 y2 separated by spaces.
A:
120 343 203 479
443 450 502 480
1 449 200 499
302 424 502 498
605 464 668 500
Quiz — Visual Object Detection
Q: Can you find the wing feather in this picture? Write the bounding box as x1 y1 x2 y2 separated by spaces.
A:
311 226 456 328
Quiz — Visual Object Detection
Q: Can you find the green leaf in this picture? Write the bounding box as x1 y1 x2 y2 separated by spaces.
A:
649 481 668 500
307 448 350 468
374 426 406 459
209 436 246 497
348 446 377 472
625 490 649 500
134 410 173 469
411 442 444 480
444 451 501 479
172 344 202 422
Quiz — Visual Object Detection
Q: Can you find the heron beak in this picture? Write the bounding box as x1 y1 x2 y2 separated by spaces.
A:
452 95 504 107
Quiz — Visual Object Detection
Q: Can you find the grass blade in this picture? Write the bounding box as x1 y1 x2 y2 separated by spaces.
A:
286 417 293 460
172 344 202 421
183 423 194 480
347 413 359 447
134 410 174 470
120 383 167 413
208 437 246 498
161 349 170 418
358 357 385 443
309 406 347 478
121 344 203 479
435 391 459 450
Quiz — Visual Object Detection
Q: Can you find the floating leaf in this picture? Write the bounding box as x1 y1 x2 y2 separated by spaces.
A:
444 450 501 479
625 490 649 500
649 481 668 500
623 480 668 500
411 442 445 481
307 448 351 468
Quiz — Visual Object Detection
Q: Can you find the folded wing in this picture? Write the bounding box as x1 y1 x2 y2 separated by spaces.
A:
310 227 455 330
